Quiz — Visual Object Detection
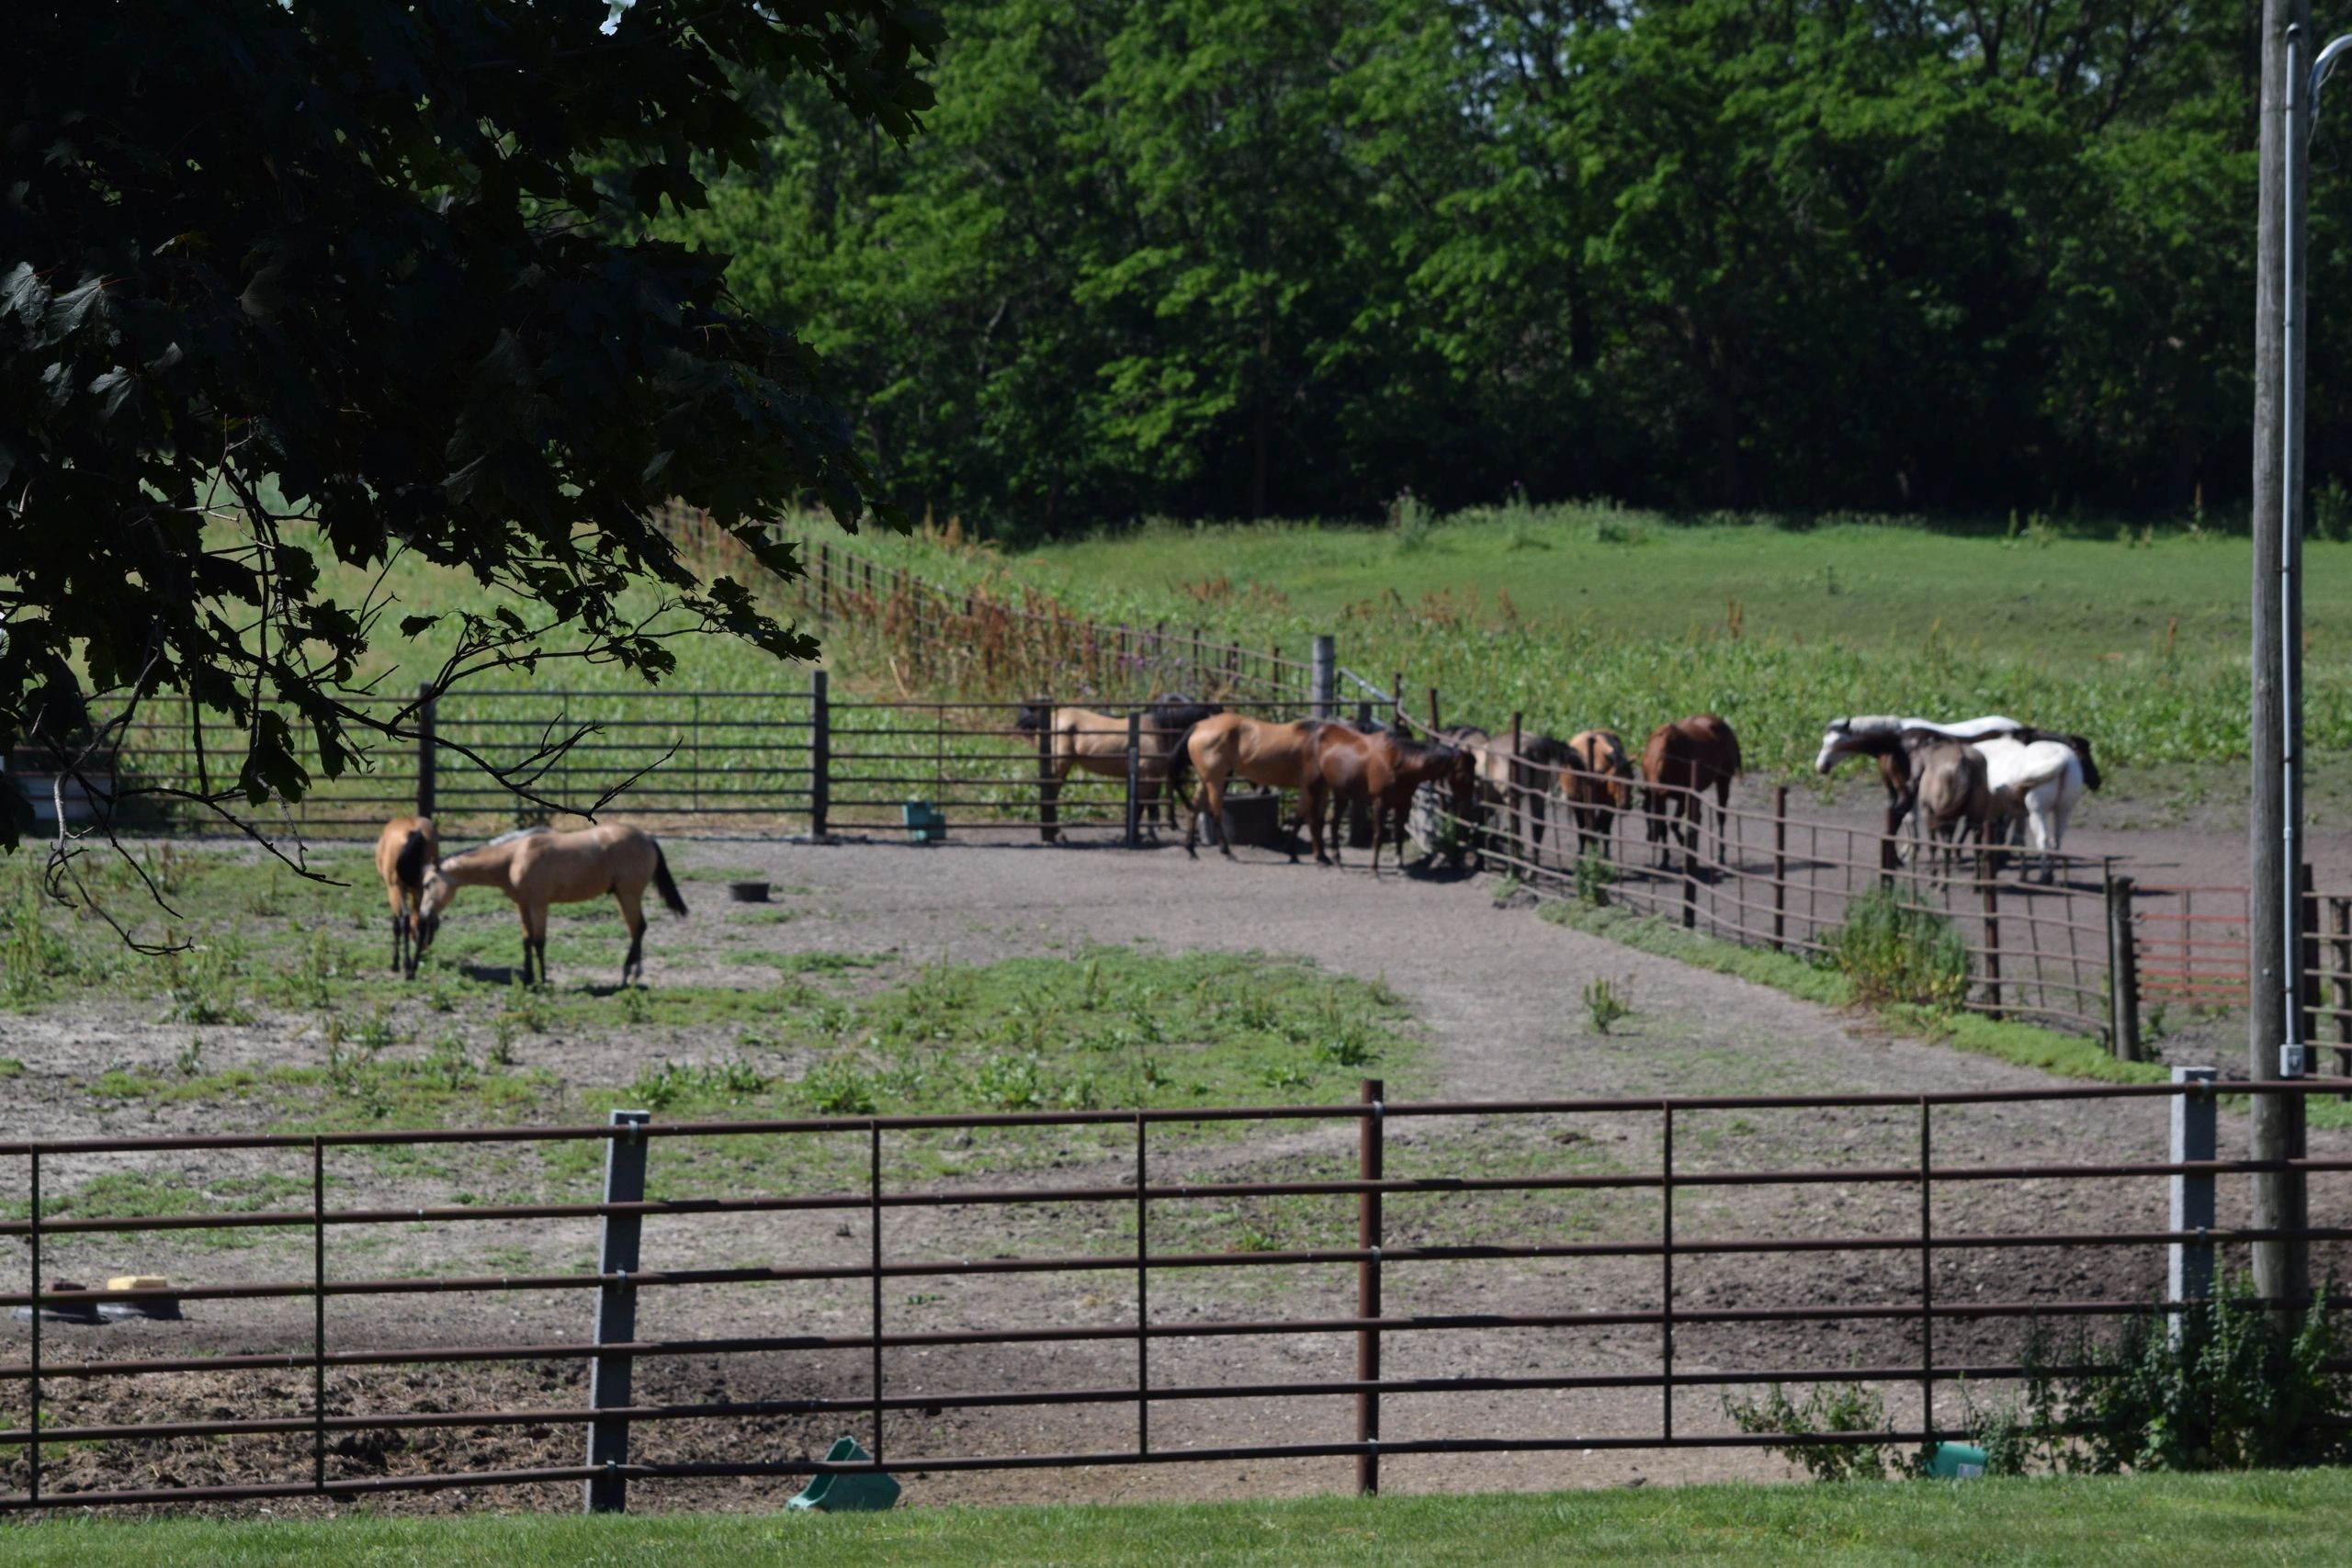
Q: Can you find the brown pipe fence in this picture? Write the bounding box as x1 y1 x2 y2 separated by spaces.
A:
3 1079 2346 1512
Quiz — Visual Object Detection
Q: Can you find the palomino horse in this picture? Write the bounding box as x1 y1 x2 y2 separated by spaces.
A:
1307 726 1478 875
418 823 688 987
1641 716 1742 866
373 815 438 979
1556 729 1636 858
1013 696 1222 836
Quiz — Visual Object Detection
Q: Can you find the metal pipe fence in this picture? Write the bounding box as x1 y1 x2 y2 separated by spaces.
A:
2 1080 2345 1512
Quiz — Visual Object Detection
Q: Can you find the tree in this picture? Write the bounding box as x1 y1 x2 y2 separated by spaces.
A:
0 0 938 916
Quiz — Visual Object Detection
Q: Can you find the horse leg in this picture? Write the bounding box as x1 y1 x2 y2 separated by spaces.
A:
1041 761 1064 846
390 911 406 976
1203 770 1236 861
617 888 648 987
516 905 538 987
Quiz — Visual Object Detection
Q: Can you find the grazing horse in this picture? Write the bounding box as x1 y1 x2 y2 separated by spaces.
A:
1556 729 1636 857
1306 727 1478 875
418 824 688 987
1013 696 1223 835
373 816 438 979
1911 742 1990 873
1641 716 1742 866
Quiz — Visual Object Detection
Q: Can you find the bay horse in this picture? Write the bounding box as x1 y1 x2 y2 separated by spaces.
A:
1556 729 1636 858
1642 716 1742 866
1307 726 1478 875
418 823 688 987
373 815 438 979
1013 696 1222 836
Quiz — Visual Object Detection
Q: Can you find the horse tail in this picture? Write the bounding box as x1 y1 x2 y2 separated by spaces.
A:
651 842 688 917
1164 721 1201 806
393 828 434 892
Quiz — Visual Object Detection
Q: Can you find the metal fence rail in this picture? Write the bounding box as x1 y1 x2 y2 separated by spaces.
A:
1 1079 2346 1512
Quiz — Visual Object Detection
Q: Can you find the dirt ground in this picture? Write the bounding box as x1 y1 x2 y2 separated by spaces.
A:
2 820 2345 1518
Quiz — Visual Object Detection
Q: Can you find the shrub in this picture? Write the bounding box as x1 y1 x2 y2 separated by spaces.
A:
1821 885 1970 1009
1582 975 1633 1033
800 1056 879 1116
1723 1382 1893 1482
1573 851 1615 908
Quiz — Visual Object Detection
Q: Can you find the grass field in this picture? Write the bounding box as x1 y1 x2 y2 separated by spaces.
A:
5 1470 2346 1564
823 505 2352 779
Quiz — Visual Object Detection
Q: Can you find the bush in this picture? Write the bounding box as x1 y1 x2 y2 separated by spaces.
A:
2015 1275 2352 1472
1723 1382 1894 1482
1821 885 1970 1009
1582 975 1633 1033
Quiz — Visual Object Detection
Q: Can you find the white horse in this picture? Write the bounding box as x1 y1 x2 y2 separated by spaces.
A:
1814 715 2029 842
1973 735 2086 885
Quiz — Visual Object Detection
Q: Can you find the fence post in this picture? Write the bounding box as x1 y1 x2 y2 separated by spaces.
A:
585 1109 651 1515
1311 635 1336 720
1426 687 1442 735
809 670 830 840
819 542 831 621
1356 1078 1384 1495
1508 712 1525 863
415 682 436 819
2107 874 2142 1062
1977 862 2004 1018
2334 897 2351 1072
1680 811 1698 930
1037 709 1058 844
2169 1067 2217 1345
1771 785 1789 951
1124 712 1142 849
1351 701 1374 849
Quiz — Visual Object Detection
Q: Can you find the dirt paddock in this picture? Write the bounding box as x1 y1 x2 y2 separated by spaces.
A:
2 830 2345 1517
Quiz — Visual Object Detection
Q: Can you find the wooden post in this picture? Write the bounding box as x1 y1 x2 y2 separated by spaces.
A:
1426 687 1442 735
1391 672 1405 728
1981 867 2004 1019
1124 712 1142 849
1351 701 1374 848
809 671 830 840
1771 785 1789 951
1508 712 1524 863
1681 835 1698 930
585 1109 651 1514
1312 634 1336 720
1355 1079 1384 1495
414 682 436 819
2108 874 2143 1062
819 543 831 621
1037 709 1058 844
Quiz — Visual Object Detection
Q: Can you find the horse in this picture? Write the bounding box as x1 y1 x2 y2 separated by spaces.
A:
1012 696 1223 836
417 823 688 987
1911 742 1990 874
1641 716 1742 866
1306 726 1478 875
373 816 438 979
1556 729 1636 858
1166 714 1323 862
1815 715 2097 837
1974 735 2087 884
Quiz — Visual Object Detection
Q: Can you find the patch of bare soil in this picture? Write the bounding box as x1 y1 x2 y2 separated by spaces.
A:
2 832 2345 1517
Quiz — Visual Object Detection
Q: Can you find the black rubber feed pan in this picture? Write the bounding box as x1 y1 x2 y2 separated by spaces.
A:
15 1282 101 1325
727 880 773 903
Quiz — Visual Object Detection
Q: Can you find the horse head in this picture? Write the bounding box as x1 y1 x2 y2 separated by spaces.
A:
1814 718 1859 775
1012 701 1048 733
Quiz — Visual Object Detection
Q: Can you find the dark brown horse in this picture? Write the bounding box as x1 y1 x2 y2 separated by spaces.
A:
1642 715 1742 866
1307 726 1478 875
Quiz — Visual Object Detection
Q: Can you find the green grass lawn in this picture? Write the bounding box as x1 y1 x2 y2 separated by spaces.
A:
6 1471 2345 1565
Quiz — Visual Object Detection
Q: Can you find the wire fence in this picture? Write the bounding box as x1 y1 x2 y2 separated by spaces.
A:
2 1079 2345 1513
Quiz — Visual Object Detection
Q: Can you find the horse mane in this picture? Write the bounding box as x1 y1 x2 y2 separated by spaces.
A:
1520 734 1575 766
392 828 434 891
445 826 548 867
1385 733 1454 763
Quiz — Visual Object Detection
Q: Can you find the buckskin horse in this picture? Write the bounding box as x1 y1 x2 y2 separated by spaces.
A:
373 815 438 979
1013 696 1222 837
417 823 688 987
1556 729 1637 858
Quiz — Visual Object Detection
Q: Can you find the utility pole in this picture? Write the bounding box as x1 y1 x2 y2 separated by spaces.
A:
2252 0 2315 1305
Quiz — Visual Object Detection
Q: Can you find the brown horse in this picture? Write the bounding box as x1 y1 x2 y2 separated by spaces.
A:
373 815 438 979
1556 729 1636 857
418 823 687 987
1013 697 1221 836
1307 727 1478 875
1166 715 1474 869
1641 716 1743 865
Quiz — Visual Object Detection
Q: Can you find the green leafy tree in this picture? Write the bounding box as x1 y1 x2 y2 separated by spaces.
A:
0 0 938 902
